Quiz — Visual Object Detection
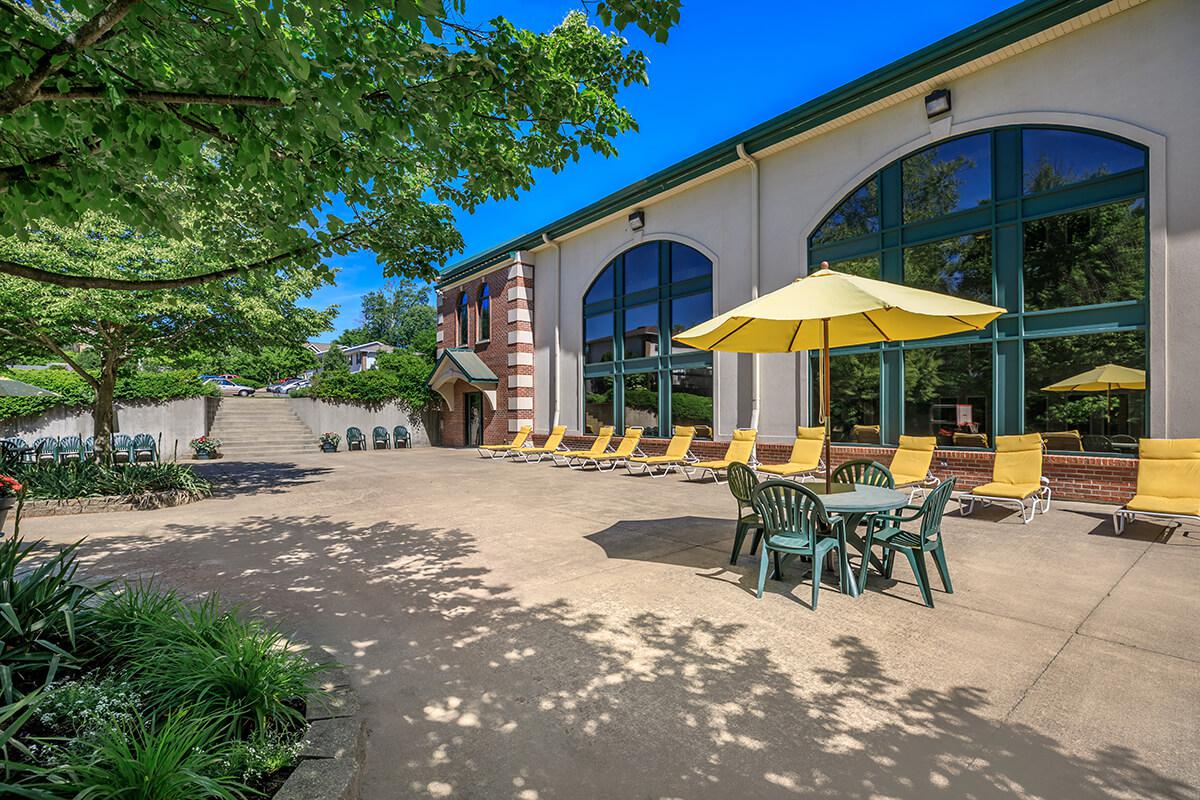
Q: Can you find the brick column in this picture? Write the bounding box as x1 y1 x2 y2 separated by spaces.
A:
505 252 535 434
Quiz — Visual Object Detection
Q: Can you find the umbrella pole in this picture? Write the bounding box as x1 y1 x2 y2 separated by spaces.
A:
822 318 832 494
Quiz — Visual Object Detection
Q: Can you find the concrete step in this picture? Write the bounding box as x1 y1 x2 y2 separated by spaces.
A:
209 427 313 437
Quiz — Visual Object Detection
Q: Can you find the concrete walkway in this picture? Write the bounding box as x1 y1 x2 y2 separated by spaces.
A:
20 449 1199 799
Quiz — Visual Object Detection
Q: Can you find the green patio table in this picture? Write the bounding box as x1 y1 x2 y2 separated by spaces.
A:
808 482 911 598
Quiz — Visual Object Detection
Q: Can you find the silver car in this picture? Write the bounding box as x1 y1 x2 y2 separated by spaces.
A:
205 377 257 397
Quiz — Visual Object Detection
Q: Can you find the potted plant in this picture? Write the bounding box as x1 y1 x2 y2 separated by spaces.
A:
189 435 223 460
0 473 22 533
319 432 341 453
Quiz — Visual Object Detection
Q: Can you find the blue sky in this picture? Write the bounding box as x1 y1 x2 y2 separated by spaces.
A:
305 0 1020 337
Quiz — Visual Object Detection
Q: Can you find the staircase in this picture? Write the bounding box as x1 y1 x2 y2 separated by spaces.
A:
207 397 319 461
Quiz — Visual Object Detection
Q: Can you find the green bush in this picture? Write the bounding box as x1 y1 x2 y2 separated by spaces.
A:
301 351 434 409
0 370 216 421
10 463 212 501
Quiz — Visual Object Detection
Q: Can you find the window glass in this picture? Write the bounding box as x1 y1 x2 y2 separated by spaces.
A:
1025 332 1145 453
1023 199 1145 311
624 372 659 437
585 376 614 435
827 352 881 443
622 242 660 295
811 179 879 245
477 284 491 340
670 242 711 283
1023 129 1145 194
623 302 659 360
904 343 992 447
669 291 712 353
903 133 992 223
585 262 615 305
822 255 880 279
904 232 992 302
671 366 713 440
584 313 614 363
457 293 469 345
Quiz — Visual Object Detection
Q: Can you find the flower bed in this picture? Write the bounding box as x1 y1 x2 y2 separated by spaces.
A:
0 535 334 798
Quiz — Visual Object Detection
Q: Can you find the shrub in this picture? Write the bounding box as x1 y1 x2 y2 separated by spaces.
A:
0 370 216 421
9 463 212 501
303 351 435 409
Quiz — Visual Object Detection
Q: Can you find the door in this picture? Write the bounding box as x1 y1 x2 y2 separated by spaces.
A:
464 391 484 447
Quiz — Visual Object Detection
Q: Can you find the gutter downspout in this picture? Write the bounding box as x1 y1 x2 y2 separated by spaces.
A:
542 233 562 428
736 143 761 430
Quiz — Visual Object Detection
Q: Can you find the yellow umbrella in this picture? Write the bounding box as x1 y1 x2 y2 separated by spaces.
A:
673 263 1005 491
1042 363 1146 435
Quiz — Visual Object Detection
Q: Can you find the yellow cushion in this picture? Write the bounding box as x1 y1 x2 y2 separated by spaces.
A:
664 428 695 459
1125 494 1200 516
758 463 816 477
782 426 825 468
719 429 757 464
891 472 928 487
1135 438 1200 500
890 435 935 482
630 454 685 465
693 460 731 470
969 481 1042 500
991 434 1043 486
479 427 531 450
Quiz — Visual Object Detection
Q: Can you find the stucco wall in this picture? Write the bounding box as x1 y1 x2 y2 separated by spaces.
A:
522 0 1198 441
288 397 431 447
0 397 211 461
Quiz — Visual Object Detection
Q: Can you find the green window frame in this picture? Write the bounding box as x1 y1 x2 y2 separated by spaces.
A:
808 125 1149 454
582 241 714 436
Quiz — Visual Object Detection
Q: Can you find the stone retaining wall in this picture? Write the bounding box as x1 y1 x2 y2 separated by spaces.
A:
20 489 205 517
277 668 366 800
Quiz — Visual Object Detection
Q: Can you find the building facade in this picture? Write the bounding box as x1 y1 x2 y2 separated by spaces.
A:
432 0 1199 499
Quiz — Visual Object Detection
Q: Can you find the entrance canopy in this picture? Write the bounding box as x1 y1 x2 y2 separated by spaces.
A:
427 348 499 411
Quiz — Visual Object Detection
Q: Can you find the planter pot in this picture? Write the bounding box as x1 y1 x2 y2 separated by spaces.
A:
0 496 15 533
192 451 221 460
321 444 338 453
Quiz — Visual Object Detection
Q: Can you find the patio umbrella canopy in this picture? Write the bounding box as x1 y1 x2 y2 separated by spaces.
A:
0 377 60 397
1042 363 1146 437
673 264 1006 490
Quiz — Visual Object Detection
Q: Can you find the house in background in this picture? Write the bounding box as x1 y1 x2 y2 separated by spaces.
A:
305 341 394 373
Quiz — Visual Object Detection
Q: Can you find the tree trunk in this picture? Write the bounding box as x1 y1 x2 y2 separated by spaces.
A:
92 354 119 464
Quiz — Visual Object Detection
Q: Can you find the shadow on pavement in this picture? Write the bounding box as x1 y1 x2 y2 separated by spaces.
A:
190 460 333 497
34 514 1192 800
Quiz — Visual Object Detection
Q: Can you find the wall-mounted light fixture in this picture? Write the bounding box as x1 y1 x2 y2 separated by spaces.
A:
924 89 951 119
628 210 645 231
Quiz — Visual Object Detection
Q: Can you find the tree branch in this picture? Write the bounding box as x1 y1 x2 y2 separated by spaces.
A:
32 87 284 107
0 230 353 291
25 326 102 391
0 0 141 115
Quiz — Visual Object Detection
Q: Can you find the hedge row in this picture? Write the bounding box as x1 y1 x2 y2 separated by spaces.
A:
0 369 217 420
294 352 434 409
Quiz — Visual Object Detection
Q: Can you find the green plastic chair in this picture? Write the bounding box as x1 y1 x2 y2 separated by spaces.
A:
858 477 957 608
727 463 764 565
110 434 134 463
372 426 390 449
32 437 58 463
832 459 895 488
393 425 411 448
57 435 83 463
82 436 95 461
132 433 158 463
346 427 366 451
0 438 22 467
750 479 846 609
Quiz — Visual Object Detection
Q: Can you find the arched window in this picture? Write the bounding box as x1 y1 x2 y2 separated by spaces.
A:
808 126 1148 454
477 283 491 341
457 292 469 346
582 241 714 438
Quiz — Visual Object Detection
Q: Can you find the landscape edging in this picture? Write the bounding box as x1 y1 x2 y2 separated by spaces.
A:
19 489 206 517
277 667 366 800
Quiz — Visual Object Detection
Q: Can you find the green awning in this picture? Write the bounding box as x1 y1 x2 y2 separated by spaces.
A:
427 349 499 410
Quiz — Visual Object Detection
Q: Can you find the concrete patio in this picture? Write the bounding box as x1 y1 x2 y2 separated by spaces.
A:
19 448 1199 799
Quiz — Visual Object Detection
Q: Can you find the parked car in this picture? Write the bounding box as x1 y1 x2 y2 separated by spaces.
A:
204 377 257 396
268 377 309 394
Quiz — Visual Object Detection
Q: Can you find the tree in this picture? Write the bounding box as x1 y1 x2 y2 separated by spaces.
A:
0 211 335 459
164 345 319 386
320 345 351 376
335 278 437 359
0 0 681 291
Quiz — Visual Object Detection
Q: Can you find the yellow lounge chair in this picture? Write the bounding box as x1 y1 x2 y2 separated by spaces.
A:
553 426 615 468
476 425 532 459
511 426 568 463
959 433 1050 524
756 426 825 480
581 427 645 470
889 435 938 499
626 426 697 477
1113 438 1200 534
684 429 758 483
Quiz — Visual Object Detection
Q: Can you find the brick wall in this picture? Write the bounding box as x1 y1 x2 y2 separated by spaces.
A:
436 257 535 446
546 433 1138 504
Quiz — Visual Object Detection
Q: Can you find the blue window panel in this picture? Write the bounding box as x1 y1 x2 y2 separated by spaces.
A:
670 242 711 283
622 242 660 295
903 133 992 223
1023 129 1145 195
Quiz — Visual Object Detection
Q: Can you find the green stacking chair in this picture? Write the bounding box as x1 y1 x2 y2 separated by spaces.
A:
372 426 390 449
750 479 847 609
858 478 957 608
346 427 367 451
57 435 83 463
727 463 764 565
82 436 95 461
32 436 58 463
110 434 134 463
393 426 411 449
132 433 158 463
831 459 894 488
